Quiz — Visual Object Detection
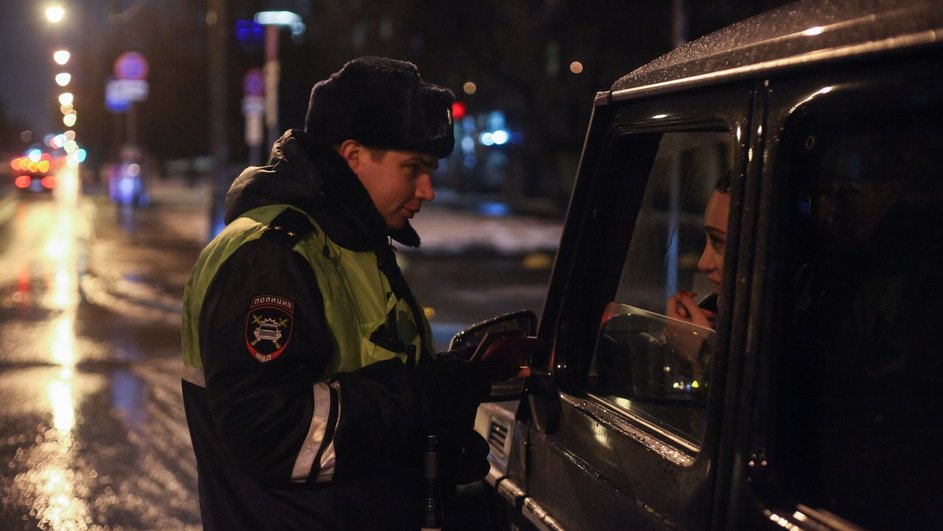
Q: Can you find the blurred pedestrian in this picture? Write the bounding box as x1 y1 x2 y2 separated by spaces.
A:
181 56 490 530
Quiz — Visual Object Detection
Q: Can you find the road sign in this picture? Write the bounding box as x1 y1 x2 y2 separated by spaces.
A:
106 78 149 112
114 51 149 80
107 79 149 102
244 68 264 96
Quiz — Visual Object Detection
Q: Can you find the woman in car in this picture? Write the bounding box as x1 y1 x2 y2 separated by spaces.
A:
663 174 730 386
668 174 730 329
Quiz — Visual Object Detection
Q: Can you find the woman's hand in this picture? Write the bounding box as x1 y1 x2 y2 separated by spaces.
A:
667 291 716 329
665 291 716 382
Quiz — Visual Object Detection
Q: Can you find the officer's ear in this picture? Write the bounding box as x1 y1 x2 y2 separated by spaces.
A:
337 139 364 171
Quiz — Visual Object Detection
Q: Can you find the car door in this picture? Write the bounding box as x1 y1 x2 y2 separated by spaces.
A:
520 83 756 530
727 47 943 530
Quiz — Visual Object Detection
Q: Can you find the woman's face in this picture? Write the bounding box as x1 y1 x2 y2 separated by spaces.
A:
697 190 730 293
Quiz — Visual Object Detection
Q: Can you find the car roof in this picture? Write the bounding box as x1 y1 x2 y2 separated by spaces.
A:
609 0 943 101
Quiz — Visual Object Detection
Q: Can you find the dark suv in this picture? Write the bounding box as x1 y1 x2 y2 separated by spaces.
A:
457 1 943 529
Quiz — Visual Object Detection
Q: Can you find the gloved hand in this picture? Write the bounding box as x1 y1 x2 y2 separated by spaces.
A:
437 429 490 485
413 353 491 435
414 355 492 486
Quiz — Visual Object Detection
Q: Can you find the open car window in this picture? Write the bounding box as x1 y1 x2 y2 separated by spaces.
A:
587 130 734 447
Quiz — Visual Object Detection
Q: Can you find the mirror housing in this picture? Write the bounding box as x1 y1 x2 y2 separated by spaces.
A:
593 302 713 406
449 310 560 433
448 310 538 361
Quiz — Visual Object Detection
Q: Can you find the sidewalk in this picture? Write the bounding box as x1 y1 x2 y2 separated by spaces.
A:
407 195 564 257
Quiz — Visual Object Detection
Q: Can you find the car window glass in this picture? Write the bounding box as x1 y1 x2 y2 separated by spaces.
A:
588 130 734 446
771 101 943 529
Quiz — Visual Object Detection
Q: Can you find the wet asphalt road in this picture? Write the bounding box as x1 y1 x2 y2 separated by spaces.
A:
0 190 203 530
0 181 555 530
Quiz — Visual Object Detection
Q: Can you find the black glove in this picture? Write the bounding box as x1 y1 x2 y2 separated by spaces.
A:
414 356 491 486
413 353 491 434
438 429 490 485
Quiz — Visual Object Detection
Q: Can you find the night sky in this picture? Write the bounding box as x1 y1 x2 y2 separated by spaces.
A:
0 1 56 135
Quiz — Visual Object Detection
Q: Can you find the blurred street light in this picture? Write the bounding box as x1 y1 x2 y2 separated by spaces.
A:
254 4 307 147
46 5 65 23
44 4 82 206
53 49 70 65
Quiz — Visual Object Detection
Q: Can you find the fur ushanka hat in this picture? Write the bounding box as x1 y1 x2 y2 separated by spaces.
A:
304 56 455 158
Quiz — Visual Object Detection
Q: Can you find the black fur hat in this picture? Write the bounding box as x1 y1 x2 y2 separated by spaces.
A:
304 57 455 158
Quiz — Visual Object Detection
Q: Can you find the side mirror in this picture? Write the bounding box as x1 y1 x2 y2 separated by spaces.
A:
593 302 713 406
448 310 538 361
448 311 560 432
478 336 558 432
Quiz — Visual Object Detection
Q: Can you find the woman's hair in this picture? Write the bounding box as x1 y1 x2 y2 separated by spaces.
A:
715 170 732 193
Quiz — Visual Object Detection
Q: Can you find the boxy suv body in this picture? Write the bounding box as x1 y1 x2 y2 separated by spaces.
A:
465 1 943 529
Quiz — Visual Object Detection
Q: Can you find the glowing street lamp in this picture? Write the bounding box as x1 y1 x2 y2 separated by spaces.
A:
44 5 83 206
45 5 65 23
53 49 70 65
254 4 307 147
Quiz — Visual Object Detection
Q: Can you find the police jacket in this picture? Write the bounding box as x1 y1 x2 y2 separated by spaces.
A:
181 130 435 530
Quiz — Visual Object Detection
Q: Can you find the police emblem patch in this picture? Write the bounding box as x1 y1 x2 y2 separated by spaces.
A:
245 295 294 362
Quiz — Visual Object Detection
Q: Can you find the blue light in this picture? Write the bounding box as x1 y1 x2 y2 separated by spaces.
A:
236 20 250 41
487 111 506 130
491 129 509 145
461 116 476 134
479 202 510 217
235 19 264 42
119 177 135 195
460 136 475 154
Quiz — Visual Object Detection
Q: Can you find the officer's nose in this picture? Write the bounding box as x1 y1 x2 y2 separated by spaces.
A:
416 173 435 202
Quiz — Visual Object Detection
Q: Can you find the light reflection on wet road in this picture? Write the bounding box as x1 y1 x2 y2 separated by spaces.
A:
0 188 201 530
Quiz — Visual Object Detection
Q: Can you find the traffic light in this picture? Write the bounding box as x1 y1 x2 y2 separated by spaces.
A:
452 101 467 121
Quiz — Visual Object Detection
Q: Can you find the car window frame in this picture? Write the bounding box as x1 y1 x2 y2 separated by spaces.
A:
524 81 757 529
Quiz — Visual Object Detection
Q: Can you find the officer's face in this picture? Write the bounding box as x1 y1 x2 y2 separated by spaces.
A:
347 145 438 230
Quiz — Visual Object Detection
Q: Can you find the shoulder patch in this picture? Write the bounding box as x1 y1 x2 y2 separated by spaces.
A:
245 294 295 362
261 208 316 247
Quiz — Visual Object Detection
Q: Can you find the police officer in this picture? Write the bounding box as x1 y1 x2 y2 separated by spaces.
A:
181 57 490 530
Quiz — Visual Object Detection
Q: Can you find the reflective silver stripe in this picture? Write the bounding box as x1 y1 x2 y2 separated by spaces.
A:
181 364 206 388
315 381 340 483
291 381 339 482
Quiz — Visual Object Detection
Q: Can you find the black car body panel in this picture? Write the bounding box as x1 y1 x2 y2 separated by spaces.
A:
470 1 943 530
611 0 943 99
